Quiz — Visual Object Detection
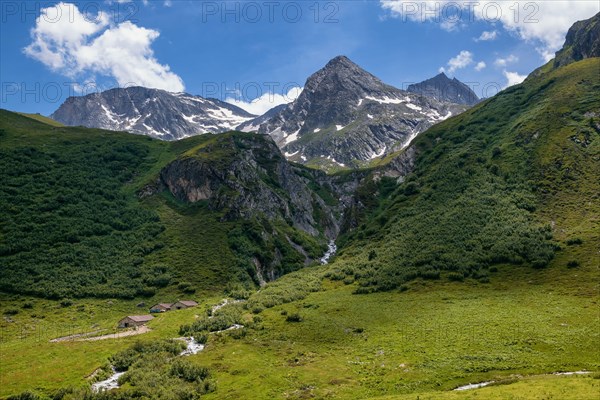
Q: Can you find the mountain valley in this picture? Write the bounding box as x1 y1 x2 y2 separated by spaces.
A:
1 10 599 400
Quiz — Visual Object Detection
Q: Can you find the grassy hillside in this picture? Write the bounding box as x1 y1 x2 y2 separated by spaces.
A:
0 111 337 300
331 58 600 291
17 113 64 127
0 112 316 300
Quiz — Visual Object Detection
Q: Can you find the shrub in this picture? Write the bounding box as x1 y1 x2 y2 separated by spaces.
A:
3 308 19 316
448 272 464 282
566 238 583 245
567 260 580 268
286 313 303 322
59 299 72 307
169 359 210 382
7 391 42 400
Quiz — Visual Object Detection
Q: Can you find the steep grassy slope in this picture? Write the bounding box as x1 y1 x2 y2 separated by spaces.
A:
0 111 331 299
17 113 64 127
0 111 171 298
331 58 600 291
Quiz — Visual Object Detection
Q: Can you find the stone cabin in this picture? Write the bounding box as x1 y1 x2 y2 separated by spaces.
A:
150 303 172 313
172 300 198 310
118 315 154 328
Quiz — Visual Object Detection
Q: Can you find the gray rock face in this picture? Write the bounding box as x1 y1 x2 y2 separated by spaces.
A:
249 56 467 169
407 72 479 106
157 132 340 239
554 12 600 68
51 87 256 140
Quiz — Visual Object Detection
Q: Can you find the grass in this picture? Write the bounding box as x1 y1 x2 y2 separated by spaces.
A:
190 260 599 399
17 113 64 127
2 256 597 399
0 293 223 397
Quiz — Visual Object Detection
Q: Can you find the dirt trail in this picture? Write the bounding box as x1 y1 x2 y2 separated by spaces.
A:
51 326 150 342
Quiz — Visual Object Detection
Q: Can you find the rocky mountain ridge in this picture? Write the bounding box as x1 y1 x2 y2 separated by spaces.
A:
251 56 467 169
407 72 479 106
51 87 256 141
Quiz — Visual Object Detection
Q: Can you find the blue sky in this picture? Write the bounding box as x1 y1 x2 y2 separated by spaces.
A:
1 1 598 115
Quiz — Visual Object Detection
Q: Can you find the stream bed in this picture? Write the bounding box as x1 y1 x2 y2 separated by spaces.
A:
320 240 337 264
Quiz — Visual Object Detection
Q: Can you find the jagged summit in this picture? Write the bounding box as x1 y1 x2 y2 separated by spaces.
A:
407 72 479 106
252 55 466 169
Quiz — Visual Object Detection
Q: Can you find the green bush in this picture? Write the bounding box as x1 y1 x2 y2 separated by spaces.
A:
286 313 303 322
169 359 210 382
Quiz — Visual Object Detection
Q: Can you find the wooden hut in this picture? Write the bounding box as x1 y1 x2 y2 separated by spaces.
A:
150 303 172 313
172 300 198 310
118 315 154 328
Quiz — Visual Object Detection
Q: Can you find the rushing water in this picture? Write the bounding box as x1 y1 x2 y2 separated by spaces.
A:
320 240 337 264
453 371 591 391
179 337 205 356
453 381 494 391
91 368 125 392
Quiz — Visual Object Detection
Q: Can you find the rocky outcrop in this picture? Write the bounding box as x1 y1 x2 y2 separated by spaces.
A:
51 87 255 140
554 12 600 68
158 132 339 238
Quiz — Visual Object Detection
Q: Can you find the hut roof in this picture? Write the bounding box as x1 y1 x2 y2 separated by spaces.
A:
176 300 198 307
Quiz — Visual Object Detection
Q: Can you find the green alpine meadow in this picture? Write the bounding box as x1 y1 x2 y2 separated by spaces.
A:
1 5 599 400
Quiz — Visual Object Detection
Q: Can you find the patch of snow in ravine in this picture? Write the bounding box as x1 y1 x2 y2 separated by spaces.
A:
367 114 374 119
101 104 118 124
285 150 300 157
357 98 363 106
401 128 420 150
365 95 405 104
369 145 386 160
406 103 422 111
314 128 321 133
181 114 197 123
336 125 345 131
284 130 300 145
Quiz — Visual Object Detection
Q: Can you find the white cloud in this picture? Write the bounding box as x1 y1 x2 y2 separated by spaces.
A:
503 70 527 88
380 1 600 59
475 61 486 71
476 30 498 41
441 50 474 74
24 2 184 92
226 86 303 116
494 54 519 67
